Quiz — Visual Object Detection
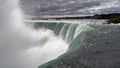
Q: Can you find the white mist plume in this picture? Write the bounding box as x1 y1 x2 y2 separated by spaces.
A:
0 0 68 68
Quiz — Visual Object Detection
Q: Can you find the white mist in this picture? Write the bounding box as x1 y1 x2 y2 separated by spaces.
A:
0 0 68 68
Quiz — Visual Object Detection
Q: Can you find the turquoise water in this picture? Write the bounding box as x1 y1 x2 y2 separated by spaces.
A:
25 20 120 68
33 22 93 68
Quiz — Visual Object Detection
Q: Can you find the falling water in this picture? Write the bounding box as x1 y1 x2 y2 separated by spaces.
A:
0 0 68 68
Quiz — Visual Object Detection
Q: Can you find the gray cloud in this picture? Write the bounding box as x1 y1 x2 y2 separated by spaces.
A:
20 0 120 16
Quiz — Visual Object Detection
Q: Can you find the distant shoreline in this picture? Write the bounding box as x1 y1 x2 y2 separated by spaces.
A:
26 13 120 20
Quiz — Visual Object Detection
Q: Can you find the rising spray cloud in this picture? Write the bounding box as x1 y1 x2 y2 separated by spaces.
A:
0 0 68 68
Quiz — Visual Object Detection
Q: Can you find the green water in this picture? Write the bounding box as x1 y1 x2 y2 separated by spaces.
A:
34 22 92 68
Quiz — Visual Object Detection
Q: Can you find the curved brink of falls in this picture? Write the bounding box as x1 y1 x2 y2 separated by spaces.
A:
34 22 93 68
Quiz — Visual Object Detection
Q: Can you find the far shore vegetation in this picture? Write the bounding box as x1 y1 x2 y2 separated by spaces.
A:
107 16 120 24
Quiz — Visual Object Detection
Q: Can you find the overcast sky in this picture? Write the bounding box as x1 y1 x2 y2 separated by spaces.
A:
21 0 120 16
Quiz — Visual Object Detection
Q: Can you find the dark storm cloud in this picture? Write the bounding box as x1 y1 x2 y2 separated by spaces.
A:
20 0 120 16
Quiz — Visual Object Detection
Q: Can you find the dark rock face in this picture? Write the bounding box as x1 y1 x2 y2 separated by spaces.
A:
39 25 120 68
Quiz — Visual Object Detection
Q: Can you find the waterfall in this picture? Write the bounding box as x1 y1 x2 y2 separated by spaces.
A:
34 22 92 68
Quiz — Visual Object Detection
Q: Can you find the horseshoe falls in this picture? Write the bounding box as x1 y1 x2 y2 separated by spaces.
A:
30 20 95 68
35 21 120 68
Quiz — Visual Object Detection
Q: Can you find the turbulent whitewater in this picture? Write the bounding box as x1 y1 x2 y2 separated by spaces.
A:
32 22 92 68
